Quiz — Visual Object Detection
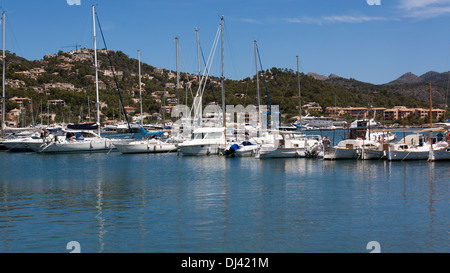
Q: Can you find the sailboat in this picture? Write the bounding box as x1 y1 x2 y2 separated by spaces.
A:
113 126 177 154
429 129 450 160
179 16 228 156
387 130 448 161
0 12 6 148
388 84 449 161
323 118 379 160
254 55 322 159
38 6 116 153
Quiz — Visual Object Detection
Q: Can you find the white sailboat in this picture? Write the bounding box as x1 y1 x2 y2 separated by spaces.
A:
113 128 177 154
387 133 449 161
323 118 379 160
38 6 115 153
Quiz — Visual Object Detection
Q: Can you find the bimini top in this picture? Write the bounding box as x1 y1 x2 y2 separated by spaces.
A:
191 127 225 133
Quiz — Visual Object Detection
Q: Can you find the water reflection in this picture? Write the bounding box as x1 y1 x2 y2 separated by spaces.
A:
0 152 449 252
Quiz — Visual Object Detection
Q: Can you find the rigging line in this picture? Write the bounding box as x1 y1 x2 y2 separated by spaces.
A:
188 24 221 118
256 45 271 113
178 45 193 101
198 24 221 97
199 42 216 104
5 15 24 59
244 43 256 107
223 22 241 82
94 10 131 130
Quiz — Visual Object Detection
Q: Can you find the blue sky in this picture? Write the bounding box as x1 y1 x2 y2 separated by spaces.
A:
1 0 450 84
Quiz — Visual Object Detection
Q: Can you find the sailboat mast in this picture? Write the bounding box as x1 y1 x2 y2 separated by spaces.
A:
221 16 225 128
196 28 200 80
138 50 143 125
1 12 5 138
428 82 434 161
429 82 433 129
254 40 260 108
175 37 179 106
92 5 101 136
297 55 303 134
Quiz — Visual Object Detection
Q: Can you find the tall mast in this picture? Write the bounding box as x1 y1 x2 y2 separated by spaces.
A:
428 82 434 162
221 16 225 128
92 5 101 136
195 28 200 80
175 37 179 106
138 50 143 125
1 12 5 138
297 55 303 134
254 40 260 107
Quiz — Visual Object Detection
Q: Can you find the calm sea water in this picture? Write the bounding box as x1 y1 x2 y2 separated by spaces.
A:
0 131 449 253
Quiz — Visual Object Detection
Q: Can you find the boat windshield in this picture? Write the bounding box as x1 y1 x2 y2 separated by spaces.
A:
191 133 204 140
204 132 223 139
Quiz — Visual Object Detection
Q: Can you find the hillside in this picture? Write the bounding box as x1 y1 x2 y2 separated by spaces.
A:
0 49 439 126
309 71 449 107
385 71 449 106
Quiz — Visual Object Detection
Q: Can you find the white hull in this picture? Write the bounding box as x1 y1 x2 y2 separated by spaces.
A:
256 147 305 159
233 146 257 157
361 149 386 160
323 147 359 160
39 138 114 153
430 148 450 161
3 138 43 152
179 144 224 156
114 140 177 154
388 141 449 161
388 150 428 161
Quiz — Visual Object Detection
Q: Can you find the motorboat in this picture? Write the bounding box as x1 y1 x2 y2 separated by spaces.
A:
178 127 227 156
255 131 322 159
223 140 257 157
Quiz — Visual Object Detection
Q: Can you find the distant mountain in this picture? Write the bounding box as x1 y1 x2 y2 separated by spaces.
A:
308 70 449 107
387 72 422 85
385 71 449 106
388 71 450 85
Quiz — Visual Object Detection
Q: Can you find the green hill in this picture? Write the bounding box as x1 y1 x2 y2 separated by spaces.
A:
0 49 442 126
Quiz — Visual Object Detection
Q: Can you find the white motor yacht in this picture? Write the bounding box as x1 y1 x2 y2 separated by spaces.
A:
178 127 227 156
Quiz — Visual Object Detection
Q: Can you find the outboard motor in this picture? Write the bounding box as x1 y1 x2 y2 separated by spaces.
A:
224 144 240 156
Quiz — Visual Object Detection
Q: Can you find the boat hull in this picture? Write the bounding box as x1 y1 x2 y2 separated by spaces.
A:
2 139 43 152
39 139 114 153
179 144 224 156
323 147 359 160
361 149 386 160
114 141 178 154
256 147 306 159
387 150 428 161
429 148 450 161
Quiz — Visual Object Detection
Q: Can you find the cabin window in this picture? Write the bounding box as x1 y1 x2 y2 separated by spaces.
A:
204 132 223 139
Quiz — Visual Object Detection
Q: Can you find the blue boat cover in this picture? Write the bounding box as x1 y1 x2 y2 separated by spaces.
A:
141 127 164 137
230 144 240 150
